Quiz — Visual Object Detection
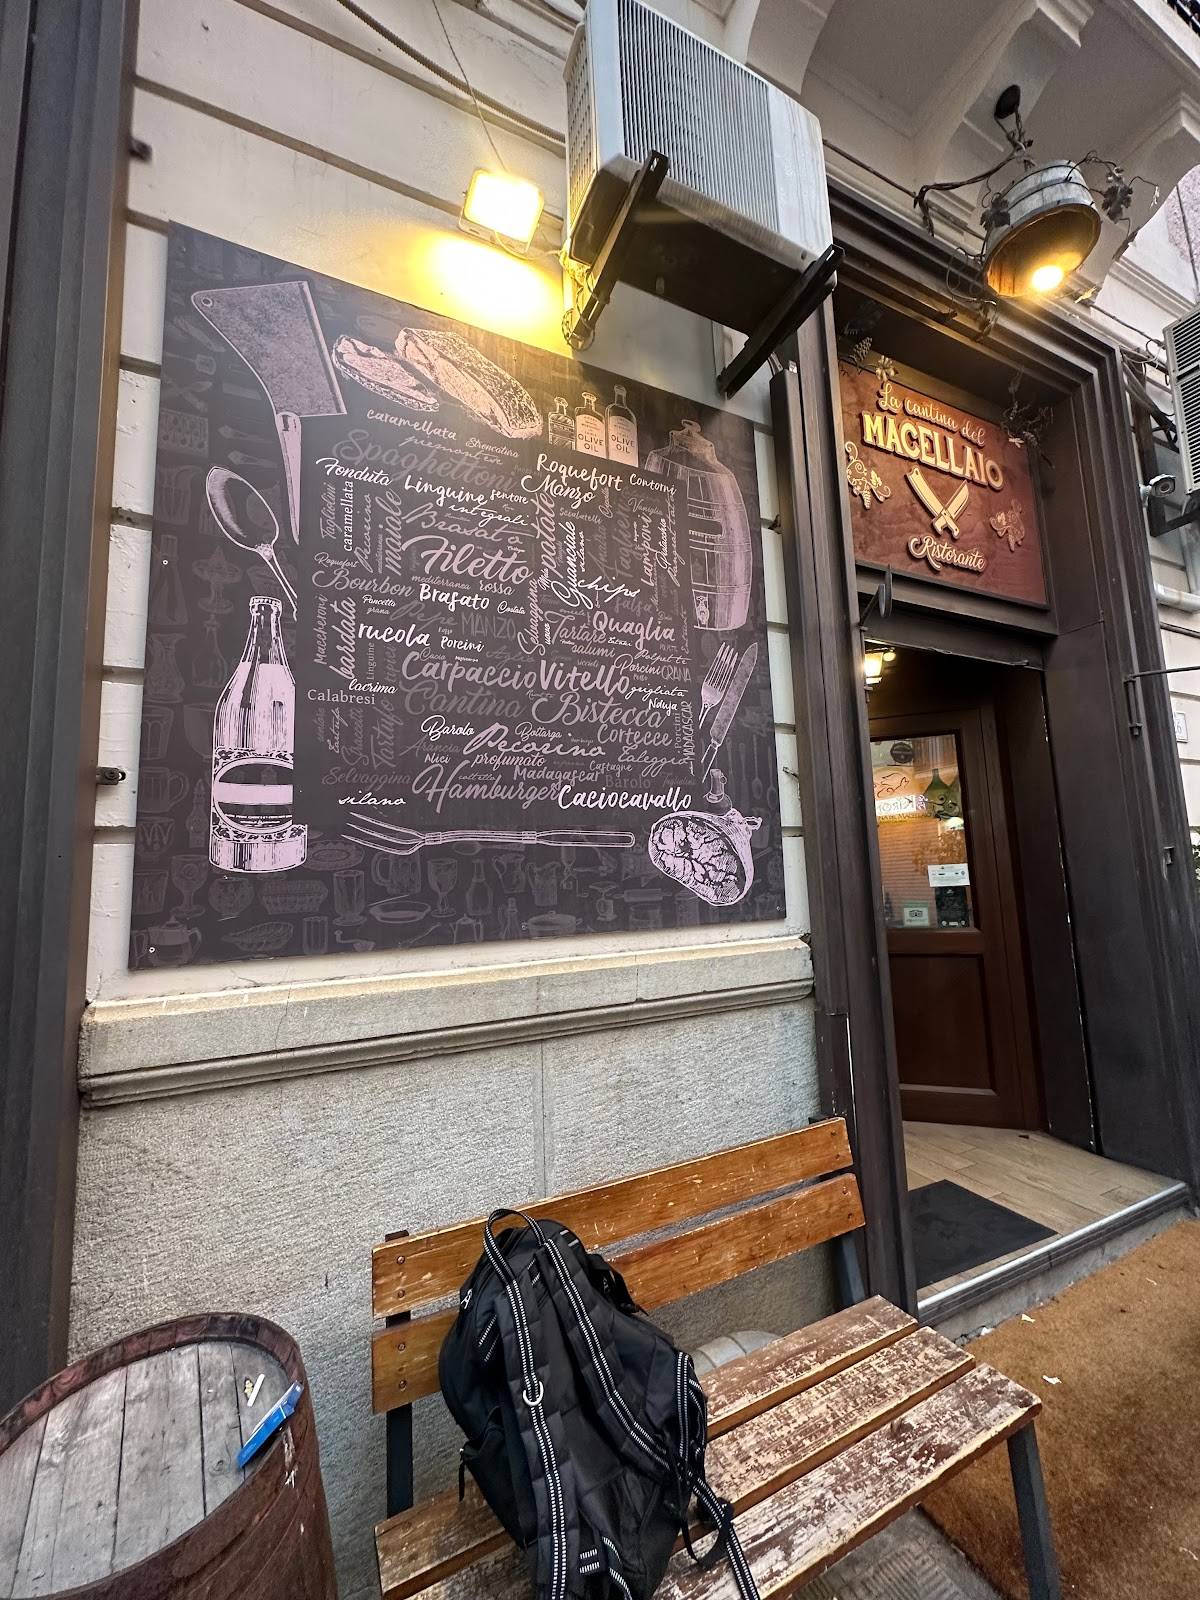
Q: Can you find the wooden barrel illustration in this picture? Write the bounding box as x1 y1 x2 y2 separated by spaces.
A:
0 1312 337 1599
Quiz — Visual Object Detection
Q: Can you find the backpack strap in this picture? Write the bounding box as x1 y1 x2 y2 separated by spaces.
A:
674 1353 760 1600
488 1215 580 1600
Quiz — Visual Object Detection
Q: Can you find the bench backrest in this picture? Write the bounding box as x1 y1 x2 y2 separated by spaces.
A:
370 1116 862 1415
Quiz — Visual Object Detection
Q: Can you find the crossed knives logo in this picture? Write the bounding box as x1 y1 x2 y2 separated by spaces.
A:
906 467 969 537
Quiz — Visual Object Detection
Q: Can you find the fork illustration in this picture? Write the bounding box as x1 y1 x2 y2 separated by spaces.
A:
698 644 738 727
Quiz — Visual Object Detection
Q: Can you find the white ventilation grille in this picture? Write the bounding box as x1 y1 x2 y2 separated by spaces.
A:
1167 305 1200 493
615 0 778 234
565 25 597 230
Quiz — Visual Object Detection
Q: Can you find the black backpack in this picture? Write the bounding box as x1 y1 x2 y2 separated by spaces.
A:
439 1210 760 1600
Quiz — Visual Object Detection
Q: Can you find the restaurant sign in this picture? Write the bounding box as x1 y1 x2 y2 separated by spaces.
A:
127 226 783 967
838 362 1047 607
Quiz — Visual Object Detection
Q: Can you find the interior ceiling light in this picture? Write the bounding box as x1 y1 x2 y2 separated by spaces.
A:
461 169 545 250
914 85 1154 302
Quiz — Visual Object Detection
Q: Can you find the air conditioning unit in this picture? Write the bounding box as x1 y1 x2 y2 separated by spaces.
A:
564 0 832 334
1166 304 1200 492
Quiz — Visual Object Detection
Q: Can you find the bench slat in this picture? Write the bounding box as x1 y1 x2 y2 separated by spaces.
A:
372 1121 854 1316
702 1298 914 1431
372 1174 865 1413
655 1364 1039 1600
406 1365 1037 1600
376 1317 967 1600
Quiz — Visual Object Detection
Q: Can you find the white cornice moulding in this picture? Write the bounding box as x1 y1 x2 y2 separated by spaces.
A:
79 937 814 1104
1107 253 1195 325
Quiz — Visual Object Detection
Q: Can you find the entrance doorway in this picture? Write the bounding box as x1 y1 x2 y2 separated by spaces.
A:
865 643 1179 1299
868 649 1040 1130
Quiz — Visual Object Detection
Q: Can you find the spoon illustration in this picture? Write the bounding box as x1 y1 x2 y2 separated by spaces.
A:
205 466 298 618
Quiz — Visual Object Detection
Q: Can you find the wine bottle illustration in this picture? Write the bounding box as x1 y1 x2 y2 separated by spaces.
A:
548 396 574 451
209 595 307 873
574 390 606 457
604 384 639 466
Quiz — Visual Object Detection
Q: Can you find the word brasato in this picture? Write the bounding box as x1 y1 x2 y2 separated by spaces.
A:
127 227 783 965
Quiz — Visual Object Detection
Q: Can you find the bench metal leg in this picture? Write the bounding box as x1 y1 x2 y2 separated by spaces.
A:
386 1401 414 1517
834 1231 866 1307
1007 1424 1062 1600
385 1227 415 1519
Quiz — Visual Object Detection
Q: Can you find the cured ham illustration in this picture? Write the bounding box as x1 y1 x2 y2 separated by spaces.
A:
648 808 761 906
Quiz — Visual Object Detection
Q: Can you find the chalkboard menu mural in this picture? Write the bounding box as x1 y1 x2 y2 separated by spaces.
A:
129 226 783 967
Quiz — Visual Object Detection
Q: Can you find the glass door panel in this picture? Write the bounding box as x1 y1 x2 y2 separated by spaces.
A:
871 732 974 931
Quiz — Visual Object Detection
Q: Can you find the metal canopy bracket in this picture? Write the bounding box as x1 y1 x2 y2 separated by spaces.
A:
858 568 894 631
562 151 670 352
1123 660 1200 737
717 244 843 398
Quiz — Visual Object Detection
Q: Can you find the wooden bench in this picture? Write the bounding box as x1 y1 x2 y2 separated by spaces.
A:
370 1118 1061 1600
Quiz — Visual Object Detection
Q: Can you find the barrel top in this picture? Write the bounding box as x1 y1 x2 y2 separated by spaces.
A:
0 1338 289 1597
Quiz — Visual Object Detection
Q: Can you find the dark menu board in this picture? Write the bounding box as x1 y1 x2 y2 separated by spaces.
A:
128 226 782 968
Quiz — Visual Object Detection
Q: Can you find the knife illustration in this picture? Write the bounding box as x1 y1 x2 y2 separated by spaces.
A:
191 281 347 544
700 641 758 777
906 468 969 538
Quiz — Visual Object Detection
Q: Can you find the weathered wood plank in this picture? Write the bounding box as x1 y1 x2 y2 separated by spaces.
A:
656 1366 1039 1600
704 1298 915 1433
198 1341 245 1514
704 1327 973 1507
376 1322 967 1600
114 1346 205 1571
12 1392 88 1597
410 1366 1039 1600
372 1120 855 1315
12 1369 127 1595
0 1413 47 1599
372 1174 865 1412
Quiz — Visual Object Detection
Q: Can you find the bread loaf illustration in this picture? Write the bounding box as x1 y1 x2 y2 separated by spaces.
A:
394 328 541 438
331 335 439 411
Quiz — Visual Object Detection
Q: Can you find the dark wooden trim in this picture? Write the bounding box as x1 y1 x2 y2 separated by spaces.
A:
0 0 136 1412
0 0 33 360
855 567 1059 638
862 604 1047 669
771 331 915 1312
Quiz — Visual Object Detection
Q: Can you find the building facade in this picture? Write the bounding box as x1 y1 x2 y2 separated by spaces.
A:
2 4 1199 1599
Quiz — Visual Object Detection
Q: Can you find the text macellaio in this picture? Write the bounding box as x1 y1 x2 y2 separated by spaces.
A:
861 411 1004 490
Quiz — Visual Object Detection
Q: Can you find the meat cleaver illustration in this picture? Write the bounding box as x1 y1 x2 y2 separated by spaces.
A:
191 282 346 542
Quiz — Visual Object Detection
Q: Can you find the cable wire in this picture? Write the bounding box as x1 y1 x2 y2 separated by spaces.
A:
331 0 564 142
429 0 507 170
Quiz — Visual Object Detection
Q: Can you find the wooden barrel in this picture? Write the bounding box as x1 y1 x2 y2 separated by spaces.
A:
0 1312 337 1599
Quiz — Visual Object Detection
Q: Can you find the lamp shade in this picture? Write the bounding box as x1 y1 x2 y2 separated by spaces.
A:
982 161 1101 297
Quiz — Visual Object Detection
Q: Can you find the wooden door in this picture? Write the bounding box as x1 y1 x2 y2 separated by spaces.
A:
870 706 1040 1128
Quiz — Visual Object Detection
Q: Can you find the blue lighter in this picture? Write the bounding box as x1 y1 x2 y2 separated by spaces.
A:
237 1380 304 1469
